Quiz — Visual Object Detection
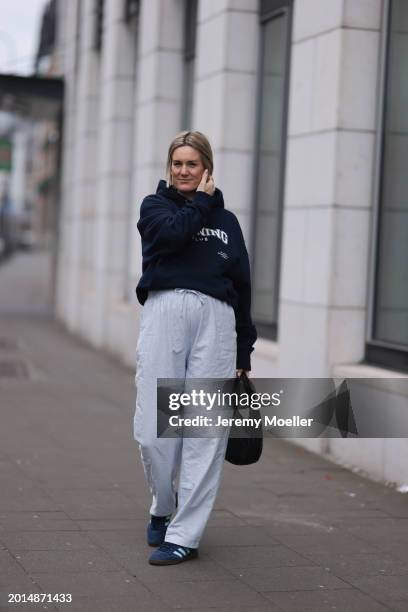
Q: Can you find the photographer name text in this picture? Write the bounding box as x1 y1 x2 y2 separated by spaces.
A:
168 415 314 428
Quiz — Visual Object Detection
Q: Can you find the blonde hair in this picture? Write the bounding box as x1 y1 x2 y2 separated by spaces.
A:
166 131 214 186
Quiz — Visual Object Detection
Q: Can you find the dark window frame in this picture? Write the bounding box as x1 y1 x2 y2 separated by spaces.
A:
364 0 408 374
180 0 198 130
250 0 293 341
92 0 104 52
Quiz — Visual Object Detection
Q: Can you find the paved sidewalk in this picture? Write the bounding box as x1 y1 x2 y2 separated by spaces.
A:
1 251 408 612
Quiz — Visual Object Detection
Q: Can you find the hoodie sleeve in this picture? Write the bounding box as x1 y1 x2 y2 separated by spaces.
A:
232 220 257 371
137 191 215 256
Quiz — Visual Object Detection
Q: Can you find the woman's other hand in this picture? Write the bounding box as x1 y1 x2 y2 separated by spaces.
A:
236 369 250 378
196 169 215 196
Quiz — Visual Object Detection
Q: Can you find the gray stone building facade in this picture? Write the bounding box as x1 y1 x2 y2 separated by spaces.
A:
54 0 408 485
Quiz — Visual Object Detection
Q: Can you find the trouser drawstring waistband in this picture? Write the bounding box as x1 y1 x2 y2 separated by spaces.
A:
174 288 206 306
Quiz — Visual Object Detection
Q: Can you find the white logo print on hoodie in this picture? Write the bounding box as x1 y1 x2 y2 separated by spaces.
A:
193 227 229 244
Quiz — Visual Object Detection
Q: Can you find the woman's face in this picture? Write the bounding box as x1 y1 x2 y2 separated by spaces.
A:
171 146 206 197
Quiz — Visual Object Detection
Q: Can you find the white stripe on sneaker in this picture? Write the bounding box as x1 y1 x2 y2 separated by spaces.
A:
173 550 183 558
177 547 187 556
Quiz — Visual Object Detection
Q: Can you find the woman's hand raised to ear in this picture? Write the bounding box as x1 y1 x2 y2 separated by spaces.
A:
196 169 215 196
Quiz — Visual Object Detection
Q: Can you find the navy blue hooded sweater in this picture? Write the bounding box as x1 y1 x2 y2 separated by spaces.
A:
136 180 257 370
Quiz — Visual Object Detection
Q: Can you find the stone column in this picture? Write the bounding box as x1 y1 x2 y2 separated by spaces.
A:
58 0 101 335
129 0 185 289
55 0 80 323
278 0 382 377
194 0 259 247
91 0 137 346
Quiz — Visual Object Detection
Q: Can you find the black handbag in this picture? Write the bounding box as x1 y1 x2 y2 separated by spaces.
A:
225 372 263 465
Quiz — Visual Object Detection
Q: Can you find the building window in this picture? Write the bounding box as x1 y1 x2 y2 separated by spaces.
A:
181 0 198 129
34 0 57 74
366 0 408 372
92 0 104 52
251 0 293 340
123 0 139 22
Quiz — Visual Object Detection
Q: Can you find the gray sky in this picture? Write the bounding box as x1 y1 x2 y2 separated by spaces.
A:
0 0 49 75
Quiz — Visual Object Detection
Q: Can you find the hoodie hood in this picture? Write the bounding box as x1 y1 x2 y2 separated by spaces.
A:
156 179 224 209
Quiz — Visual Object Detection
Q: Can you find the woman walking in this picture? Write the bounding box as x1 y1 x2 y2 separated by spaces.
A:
134 130 257 565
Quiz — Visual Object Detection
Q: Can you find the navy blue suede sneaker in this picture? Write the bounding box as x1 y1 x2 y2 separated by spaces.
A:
147 515 171 547
149 541 198 565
